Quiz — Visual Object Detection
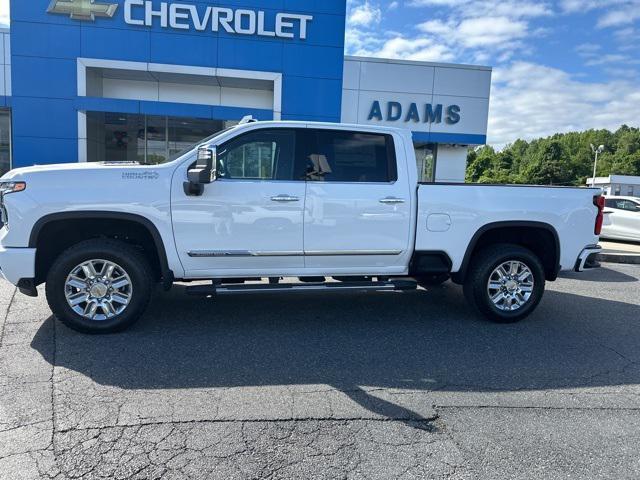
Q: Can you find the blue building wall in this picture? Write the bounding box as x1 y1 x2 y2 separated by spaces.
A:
9 0 347 167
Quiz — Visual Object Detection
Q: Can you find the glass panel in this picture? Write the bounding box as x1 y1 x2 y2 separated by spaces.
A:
87 112 239 164
306 130 394 183
414 142 436 182
87 112 146 163
168 117 228 158
145 116 167 165
218 129 296 181
0 109 11 176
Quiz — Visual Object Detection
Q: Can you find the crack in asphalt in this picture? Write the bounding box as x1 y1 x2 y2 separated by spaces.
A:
49 306 58 477
46 419 467 480
0 287 17 350
54 415 441 435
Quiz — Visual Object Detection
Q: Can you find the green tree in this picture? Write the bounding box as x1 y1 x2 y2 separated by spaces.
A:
465 146 494 182
521 140 572 185
465 125 640 186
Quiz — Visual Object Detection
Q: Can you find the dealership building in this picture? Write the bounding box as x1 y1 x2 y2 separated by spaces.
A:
0 0 491 183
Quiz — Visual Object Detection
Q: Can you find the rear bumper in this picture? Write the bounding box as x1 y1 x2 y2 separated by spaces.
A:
574 245 602 272
0 246 36 286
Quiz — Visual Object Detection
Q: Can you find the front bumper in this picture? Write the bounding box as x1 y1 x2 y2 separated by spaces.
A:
574 245 602 272
0 246 37 286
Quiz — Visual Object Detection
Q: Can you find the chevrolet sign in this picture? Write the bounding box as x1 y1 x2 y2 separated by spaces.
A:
47 0 314 40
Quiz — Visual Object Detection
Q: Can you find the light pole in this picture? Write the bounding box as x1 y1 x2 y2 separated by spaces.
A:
590 144 605 187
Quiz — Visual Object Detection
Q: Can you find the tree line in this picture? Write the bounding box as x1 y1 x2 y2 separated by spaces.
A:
466 125 640 185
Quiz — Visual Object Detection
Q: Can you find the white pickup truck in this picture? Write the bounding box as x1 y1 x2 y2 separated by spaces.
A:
0 120 603 333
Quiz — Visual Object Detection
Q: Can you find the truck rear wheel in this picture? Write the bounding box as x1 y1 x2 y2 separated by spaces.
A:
463 244 545 323
45 239 154 334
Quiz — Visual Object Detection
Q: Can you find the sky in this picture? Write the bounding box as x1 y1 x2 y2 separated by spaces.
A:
0 1 638 146
346 0 640 145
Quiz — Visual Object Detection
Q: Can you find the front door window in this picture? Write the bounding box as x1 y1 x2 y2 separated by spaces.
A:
218 129 297 181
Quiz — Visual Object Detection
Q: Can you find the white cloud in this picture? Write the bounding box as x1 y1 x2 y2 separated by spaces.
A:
347 27 455 62
410 0 553 18
575 42 639 67
575 43 601 54
561 0 640 28
406 1 552 65
346 0 455 61
488 62 640 145
348 2 382 27
374 36 455 62
0 0 9 27
420 16 528 48
584 54 637 66
561 0 634 13
597 4 640 28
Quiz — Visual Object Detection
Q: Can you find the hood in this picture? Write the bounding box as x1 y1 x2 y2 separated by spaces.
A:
1 162 176 181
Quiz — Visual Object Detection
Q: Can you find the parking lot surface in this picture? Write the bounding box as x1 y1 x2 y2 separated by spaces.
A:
1 264 640 479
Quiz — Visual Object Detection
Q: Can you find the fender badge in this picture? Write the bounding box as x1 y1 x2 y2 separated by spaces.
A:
122 172 160 180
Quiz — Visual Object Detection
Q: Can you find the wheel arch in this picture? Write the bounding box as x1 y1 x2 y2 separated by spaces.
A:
452 221 561 284
29 211 173 287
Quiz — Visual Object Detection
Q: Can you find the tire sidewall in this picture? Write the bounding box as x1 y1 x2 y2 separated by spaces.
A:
472 247 545 323
46 242 152 334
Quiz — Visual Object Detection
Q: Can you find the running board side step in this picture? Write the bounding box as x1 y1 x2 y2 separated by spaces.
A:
185 279 417 296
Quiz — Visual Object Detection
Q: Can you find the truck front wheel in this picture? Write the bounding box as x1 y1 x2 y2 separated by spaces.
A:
463 244 546 323
45 239 154 334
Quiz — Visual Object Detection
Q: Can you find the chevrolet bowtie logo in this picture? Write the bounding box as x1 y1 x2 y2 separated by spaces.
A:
47 0 119 21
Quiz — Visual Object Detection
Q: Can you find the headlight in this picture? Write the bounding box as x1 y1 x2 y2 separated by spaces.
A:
0 182 26 195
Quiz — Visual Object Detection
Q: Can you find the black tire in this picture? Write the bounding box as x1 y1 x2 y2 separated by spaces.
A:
463 244 545 323
416 273 450 287
45 239 154 334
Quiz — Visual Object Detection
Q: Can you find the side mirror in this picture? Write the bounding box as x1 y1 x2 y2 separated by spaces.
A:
184 147 217 196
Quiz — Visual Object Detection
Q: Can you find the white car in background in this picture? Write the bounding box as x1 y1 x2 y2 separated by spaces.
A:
601 196 640 242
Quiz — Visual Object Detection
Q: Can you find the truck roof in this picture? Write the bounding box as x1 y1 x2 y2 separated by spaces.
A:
231 120 409 136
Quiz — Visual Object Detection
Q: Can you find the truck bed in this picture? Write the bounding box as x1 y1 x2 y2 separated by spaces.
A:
415 183 600 273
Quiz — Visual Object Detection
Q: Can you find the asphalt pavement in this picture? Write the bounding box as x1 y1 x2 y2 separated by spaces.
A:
1 264 640 479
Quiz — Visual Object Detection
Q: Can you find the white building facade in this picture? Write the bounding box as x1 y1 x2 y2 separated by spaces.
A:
587 175 640 197
342 56 491 182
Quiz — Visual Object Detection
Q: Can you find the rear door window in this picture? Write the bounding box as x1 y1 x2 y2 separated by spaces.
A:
302 130 397 183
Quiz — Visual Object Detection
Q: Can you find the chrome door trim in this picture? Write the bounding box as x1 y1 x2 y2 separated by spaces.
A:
304 250 403 256
188 250 303 258
187 250 403 258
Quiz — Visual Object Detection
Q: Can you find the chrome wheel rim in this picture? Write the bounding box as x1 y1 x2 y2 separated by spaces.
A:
64 259 133 321
487 260 534 312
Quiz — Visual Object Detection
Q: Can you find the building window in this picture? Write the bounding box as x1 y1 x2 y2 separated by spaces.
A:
414 142 437 182
628 186 635 196
86 112 237 164
0 109 12 176
614 185 621 196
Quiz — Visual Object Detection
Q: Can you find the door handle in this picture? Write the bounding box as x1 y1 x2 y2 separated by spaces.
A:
271 195 300 202
379 197 405 205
